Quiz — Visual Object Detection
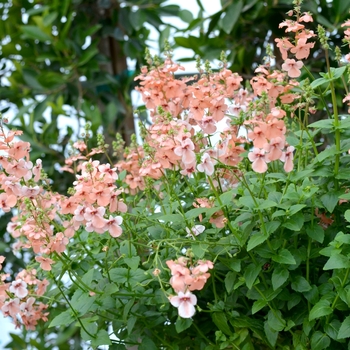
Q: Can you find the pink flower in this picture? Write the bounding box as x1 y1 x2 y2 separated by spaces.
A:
174 138 196 165
248 148 270 173
35 256 55 271
9 279 28 299
280 146 295 172
197 153 215 176
105 215 123 237
282 59 303 78
169 291 197 318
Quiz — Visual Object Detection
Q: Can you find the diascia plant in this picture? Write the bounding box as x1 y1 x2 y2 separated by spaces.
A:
3 1 350 349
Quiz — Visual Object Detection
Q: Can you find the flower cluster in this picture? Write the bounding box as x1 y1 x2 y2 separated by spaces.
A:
167 257 214 318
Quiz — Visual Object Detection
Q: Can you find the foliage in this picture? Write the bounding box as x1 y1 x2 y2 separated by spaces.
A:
3 1 350 349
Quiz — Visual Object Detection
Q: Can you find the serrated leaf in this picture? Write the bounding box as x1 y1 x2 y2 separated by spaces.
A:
309 300 333 321
321 192 339 213
247 233 268 251
324 254 350 270
291 276 312 292
272 265 289 290
267 309 285 331
139 337 158 350
109 268 128 283
91 329 111 347
272 249 296 265
49 310 75 328
192 243 209 258
306 225 324 243
264 321 278 347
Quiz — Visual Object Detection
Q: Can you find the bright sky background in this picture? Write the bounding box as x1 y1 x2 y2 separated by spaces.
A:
2 0 223 346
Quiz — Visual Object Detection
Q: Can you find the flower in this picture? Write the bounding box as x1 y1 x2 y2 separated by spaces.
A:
169 291 197 318
281 59 303 78
9 279 28 299
185 225 205 238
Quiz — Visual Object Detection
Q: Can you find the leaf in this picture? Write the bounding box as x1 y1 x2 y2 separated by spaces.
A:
78 47 99 66
175 317 192 333
308 119 333 129
272 265 289 290
20 25 51 42
43 12 58 27
91 329 112 347
272 249 296 265
220 0 243 34
310 78 328 89
244 263 261 289
345 209 350 223
309 300 333 321
124 256 140 270
291 276 312 293
179 9 193 23
247 232 268 251
192 243 209 258
267 309 285 331
109 268 128 283
224 271 236 293
321 192 339 213
49 310 75 328
282 213 304 231
310 331 330 350
212 313 232 336
306 225 324 243
324 254 350 270
252 299 267 314
337 316 350 339
157 214 183 223
139 337 158 350
129 10 146 31
264 321 278 347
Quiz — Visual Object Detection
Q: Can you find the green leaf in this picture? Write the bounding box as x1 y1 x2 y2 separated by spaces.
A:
78 47 99 66
20 25 51 42
179 9 193 23
306 225 324 243
337 315 350 339
310 331 330 350
310 78 328 89
43 12 58 27
49 310 75 328
324 254 350 270
308 119 333 129
244 263 261 289
129 10 146 31
139 337 158 350
252 299 267 314
224 271 236 293
175 317 192 333
120 240 137 257
267 310 285 331
264 321 278 347
91 329 111 347
192 243 209 258
258 200 277 210
272 249 296 265
247 232 268 251
345 210 350 223
321 192 339 213
265 221 281 235
272 265 289 290
124 256 140 270
324 319 340 340
309 300 333 321
71 291 96 316
221 0 243 34
157 214 183 223
291 276 312 293
212 313 232 336
109 268 128 283
282 213 304 231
